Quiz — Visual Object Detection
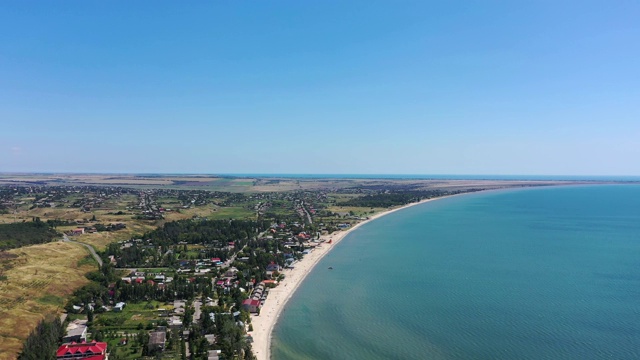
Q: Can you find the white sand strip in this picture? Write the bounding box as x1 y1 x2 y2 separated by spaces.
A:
250 195 456 360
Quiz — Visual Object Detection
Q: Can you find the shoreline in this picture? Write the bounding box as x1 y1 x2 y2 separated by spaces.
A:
249 194 461 360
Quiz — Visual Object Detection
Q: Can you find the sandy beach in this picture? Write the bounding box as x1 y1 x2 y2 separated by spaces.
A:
249 195 456 360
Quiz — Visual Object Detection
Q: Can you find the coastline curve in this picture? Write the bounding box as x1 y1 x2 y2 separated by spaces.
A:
250 194 462 360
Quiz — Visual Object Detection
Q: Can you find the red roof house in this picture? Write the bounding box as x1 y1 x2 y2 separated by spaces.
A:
242 299 261 313
56 341 107 360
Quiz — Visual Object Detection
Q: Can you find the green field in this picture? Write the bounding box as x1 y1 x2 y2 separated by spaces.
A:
207 206 256 220
94 301 169 330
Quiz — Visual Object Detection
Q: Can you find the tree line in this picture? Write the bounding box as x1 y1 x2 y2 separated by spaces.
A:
18 316 64 360
0 218 59 250
143 219 271 246
338 190 456 208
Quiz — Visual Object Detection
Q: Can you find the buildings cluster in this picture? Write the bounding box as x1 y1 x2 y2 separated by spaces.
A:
241 281 270 313
58 319 172 359
57 321 107 360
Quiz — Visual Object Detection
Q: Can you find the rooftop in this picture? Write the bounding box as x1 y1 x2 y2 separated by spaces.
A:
149 331 166 345
56 341 107 358
65 319 88 337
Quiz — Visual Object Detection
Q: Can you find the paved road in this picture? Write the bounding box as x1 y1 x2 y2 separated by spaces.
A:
119 267 170 272
63 234 103 267
301 201 313 224
193 299 202 323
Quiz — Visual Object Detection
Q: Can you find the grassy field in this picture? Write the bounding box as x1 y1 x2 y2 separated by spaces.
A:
0 241 96 360
325 205 387 217
104 300 182 359
71 226 155 252
0 207 83 224
207 206 256 220
162 207 217 222
94 300 171 330
161 204 257 221
201 178 255 192
0 174 257 192
91 300 182 359
1 173 570 192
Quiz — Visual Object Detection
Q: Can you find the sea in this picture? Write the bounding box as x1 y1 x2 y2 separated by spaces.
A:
223 174 640 181
271 185 640 360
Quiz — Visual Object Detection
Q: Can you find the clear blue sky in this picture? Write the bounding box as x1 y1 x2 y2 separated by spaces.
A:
1 1 639 175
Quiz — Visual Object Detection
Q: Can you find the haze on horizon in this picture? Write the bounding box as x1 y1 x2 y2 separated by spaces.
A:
1 1 639 176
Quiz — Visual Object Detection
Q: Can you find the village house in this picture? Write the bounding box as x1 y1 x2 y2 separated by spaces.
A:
262 279 278 286
208 350 222 360
63 320 88 343
169 316 183 329
241 299 261 313
224 267 238 278
265 263 280 272
148 330 166 352
204 334 216 345
56 341 108 360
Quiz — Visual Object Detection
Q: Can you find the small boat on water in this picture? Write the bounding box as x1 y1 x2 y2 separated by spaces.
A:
328 267 333 270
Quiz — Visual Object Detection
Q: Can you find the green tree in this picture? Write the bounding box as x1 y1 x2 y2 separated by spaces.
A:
93 329 104 342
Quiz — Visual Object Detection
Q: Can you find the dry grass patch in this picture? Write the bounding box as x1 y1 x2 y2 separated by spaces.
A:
162 206 220 222
0 208 87 225
0 242 95 360
326 206 387 217
26 207 87 221
74 223 155 251
75 232 123 252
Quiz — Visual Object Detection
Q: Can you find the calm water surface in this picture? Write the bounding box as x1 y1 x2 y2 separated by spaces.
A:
271 185 640 360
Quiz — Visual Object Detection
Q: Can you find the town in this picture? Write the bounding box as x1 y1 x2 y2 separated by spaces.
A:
0 175 540 359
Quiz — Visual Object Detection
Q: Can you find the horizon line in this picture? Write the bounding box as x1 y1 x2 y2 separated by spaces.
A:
1 172 639 180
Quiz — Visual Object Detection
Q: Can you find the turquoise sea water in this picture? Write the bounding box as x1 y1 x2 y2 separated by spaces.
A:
224 174 640 181
271 185 640 360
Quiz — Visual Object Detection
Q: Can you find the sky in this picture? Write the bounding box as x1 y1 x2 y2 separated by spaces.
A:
1 1 639 175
